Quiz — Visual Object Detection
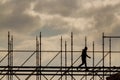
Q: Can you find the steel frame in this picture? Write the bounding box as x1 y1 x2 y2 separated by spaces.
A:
0 32 119 80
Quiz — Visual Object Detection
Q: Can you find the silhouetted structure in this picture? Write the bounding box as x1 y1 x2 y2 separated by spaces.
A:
106 73 120 80
0 32 120 80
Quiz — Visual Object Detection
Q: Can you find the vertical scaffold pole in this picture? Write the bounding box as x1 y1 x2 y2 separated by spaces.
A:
102 33 104 80
8 31 10 80
85 36 87 80
71 32 73 80
65 41 67 80
10 35 13 80
93 41 95 80
61 36 62 80
85 36 87 47
109 37 111 76
36 36 39 80
39 32 41 80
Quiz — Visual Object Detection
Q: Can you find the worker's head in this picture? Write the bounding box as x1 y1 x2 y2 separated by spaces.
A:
84 46 88 50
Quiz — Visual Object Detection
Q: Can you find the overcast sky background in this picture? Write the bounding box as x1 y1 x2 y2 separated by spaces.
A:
0 0 120 79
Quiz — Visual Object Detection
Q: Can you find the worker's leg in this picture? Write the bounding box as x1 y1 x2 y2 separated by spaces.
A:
77 62 84 70
78 58 84 67
85 60 88 71
78 61 84 67
85 60 87 68
77 60 85 70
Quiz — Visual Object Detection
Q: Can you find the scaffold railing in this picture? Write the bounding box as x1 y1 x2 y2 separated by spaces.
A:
0 32 120 80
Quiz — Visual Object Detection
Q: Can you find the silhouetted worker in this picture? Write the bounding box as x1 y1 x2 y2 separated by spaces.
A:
77 47 91 70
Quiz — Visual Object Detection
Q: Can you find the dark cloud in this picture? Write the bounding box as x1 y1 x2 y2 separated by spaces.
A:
1 0 120 35
72 2 120 36
34 0 79 17
0 12 40 33
85 3 120 17
0 0 120 47
94 6 116 29
0 0 40 33
33 0 120 37
92 4 120 35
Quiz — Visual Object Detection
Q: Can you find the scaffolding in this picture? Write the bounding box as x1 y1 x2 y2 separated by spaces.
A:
0 32 120 80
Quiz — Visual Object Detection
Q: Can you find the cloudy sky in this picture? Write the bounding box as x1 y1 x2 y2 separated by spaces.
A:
0 0 120 79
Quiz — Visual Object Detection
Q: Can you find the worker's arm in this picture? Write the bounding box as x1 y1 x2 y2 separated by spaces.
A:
86 55 91 59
